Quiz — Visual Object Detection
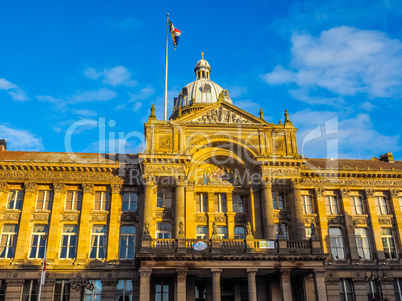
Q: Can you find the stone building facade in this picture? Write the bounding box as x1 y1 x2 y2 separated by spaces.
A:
0 56 401 300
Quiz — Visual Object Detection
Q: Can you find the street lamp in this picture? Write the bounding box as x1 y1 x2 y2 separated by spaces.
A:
71 273 94 301
365 269 388 301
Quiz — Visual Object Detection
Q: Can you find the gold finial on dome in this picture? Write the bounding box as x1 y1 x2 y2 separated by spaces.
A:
201 51 204 59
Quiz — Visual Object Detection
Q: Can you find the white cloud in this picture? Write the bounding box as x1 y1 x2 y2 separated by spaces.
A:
114 104 126 111
8 88 29 101
129 85 155 101
84 138 143 154
0 124 43 151
263 26 402 100
234 99 260 114
0 78 17 90
227 86 248 99
70 88 117 103
71 109 98 117
292 109 400 159
85 66 137 87
133 102 142 112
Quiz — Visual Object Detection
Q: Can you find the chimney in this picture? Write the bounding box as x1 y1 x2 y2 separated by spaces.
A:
379 153 394 163
0 139 6 151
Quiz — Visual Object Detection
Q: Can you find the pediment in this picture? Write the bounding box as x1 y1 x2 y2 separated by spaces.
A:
178 102 270 126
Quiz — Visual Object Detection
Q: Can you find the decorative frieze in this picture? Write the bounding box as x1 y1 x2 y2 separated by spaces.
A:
5 280 24 287
32 212 50 221
91 214 108 222
0 171 118 183
304 216 316 224
328 216 345 224
143 164 185 173
195 215 207 223
378 216 392 225
262 168 301 177
301 178 402 187
1 213 20 221
155 211 173 218
214 215 227 223
353 217 367 224
121 212 139 223
61 214 79 221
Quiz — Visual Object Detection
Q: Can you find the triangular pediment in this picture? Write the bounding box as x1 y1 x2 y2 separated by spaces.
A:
177 102 271 127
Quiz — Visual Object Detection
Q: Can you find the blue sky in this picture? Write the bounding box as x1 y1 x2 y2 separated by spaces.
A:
0 0 401 160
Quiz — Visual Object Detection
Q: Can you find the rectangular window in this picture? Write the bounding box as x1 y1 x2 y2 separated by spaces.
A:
302 195 313 214
305 227 311 239
329 227 346 260
350 196 364 215
367 280 381 300
7 190 24 210
122 192 138 211
196 194 208 212
36 190 53 210
196 226 208 239
214 194 227 213
233 195 245 213
0 280 5 301
234 227 246 239
94 192 110 211
381 228 397 259
21 280 39 301
272 191 285 210
375 196 389 215
89 225 107 259
116 280 133 301
339 279 355 301
217 226 228 239
394 278 402 301
119 226 136 259
156 223 172 239
0 224 18 258
60 225 78 259
65 191 82 211
355 228 371 260
325 195 339 214
29 225 48 259
157 189 172 208
155 280 169 301
85 280 102 301
275 223 289 239
53 280 70 301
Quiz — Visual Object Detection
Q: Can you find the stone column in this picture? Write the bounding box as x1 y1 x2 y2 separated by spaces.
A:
5 280 24 300
139 268 152 301
211 269 222 301
389 189 402 256
107 184 122 261
47 183 66 261
0 182 8 211
338 189 359 261
175 179 185 238
365 189 385 260
227 193 235 239
291 180 306 239
15 182 37 261
143 178 154 239
76 183 94 262
250 185 263 238
315 187 328 254
280 269 292 301
314 269 328 301
176 268 188 300
101 279 118 301
304 274 315 301
261 179 275 239
247 269 258 301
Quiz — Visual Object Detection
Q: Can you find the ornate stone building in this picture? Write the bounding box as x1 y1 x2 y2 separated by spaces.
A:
0 56 401 301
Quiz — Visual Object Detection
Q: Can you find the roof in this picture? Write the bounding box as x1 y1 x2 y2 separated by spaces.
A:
306 158 402 171
0 151 139 165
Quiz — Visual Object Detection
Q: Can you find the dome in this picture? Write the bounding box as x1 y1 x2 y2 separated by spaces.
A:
173 52 232 111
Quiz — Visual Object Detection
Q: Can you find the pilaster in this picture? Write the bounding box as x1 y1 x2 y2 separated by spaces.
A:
176 268 188 300
139 268 152 301
107 184 122 261
15 182 37 261
291 180 305 239
315 187 328 254
76 183 94 262
211 269 222 301
280 268 292 301
247 268 258 301
365 189 385 260
314 269 328 301
261 179 275 239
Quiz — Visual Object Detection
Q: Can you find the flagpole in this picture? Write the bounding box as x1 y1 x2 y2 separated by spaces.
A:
164 13 169 121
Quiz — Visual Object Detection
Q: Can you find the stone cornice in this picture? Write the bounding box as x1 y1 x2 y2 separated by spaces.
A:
300 177 402 187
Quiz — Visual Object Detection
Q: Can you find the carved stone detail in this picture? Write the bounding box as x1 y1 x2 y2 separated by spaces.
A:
300 178 402 187
304 217 316 224
110 184 122 194
389 189 399 198
192 107 254 125
82 183 94 194
246 269 258 275
91 214 108 222
304 274 314 281
353 217 367 224
235 215 248 223
159 135 172 150
32 213 49 221
365 189 375 198
214 216 227 223
143 165 185 173
325 279 340 285
280 269 291 277
378 217 392 224
328 216 345 224
262 168 300 177
211 269 223 275
62 214 79 221
2 213 20 221
6 280 25 287
315 188 325 197
0 171 119 183
339 188 350 198
201 84 211 93
24 182 37 193
0 182 9 193
139 269 152 277
121 212 138 223
101 280 118 286
195 215 207 223
53 183 66 194
155 211 173 218
176 269 188 276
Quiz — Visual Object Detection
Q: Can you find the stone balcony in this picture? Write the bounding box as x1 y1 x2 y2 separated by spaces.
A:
138 236 326 260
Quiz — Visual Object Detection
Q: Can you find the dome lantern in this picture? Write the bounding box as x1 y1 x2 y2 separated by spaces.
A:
194 51 211 80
